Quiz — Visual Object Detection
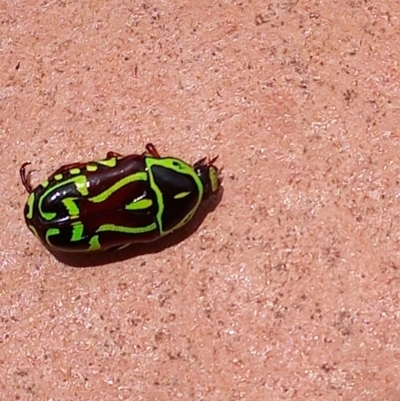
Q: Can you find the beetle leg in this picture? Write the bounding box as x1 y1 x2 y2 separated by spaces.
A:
145 143 161 158
20 162 33 193
106 151 123 158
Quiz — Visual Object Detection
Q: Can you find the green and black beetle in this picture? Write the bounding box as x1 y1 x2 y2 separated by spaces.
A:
20 143 220 252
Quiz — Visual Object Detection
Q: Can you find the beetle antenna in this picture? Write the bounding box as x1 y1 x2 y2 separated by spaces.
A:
209 155 219 165
193 157 207 167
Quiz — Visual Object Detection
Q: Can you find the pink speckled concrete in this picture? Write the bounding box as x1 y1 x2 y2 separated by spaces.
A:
1 1 400 400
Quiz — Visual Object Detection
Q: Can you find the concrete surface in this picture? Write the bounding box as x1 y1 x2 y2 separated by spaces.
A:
1 0 400 400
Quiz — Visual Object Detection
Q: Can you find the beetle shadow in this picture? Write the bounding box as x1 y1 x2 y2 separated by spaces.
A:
51 188 224 268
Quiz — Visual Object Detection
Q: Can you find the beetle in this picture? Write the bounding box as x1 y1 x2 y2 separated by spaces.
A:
20 143 220 252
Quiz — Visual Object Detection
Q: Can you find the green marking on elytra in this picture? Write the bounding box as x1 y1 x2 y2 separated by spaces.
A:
54 174 64 181
41 180 49 189
62 198 80 218
39 176 88 221
71 222 85 242
45 227 60 245
74 175 89 196
125 198 153 211
89 172 147 203
86 164 98 172
70 168 81 175
26 193 35 220
28 224 39 239
174 191 190 200
146 157 203 236
88 235 101 250
96 222 156 234
97 158 117 168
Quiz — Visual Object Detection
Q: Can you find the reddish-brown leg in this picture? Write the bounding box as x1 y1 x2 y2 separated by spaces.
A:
20 162 33 193
106 151 123 158
145 143 161 158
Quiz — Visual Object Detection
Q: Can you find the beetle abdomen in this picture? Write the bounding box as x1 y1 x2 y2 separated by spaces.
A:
25 155 160 251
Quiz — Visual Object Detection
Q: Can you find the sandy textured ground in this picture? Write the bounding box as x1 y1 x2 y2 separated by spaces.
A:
1 1 400 400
